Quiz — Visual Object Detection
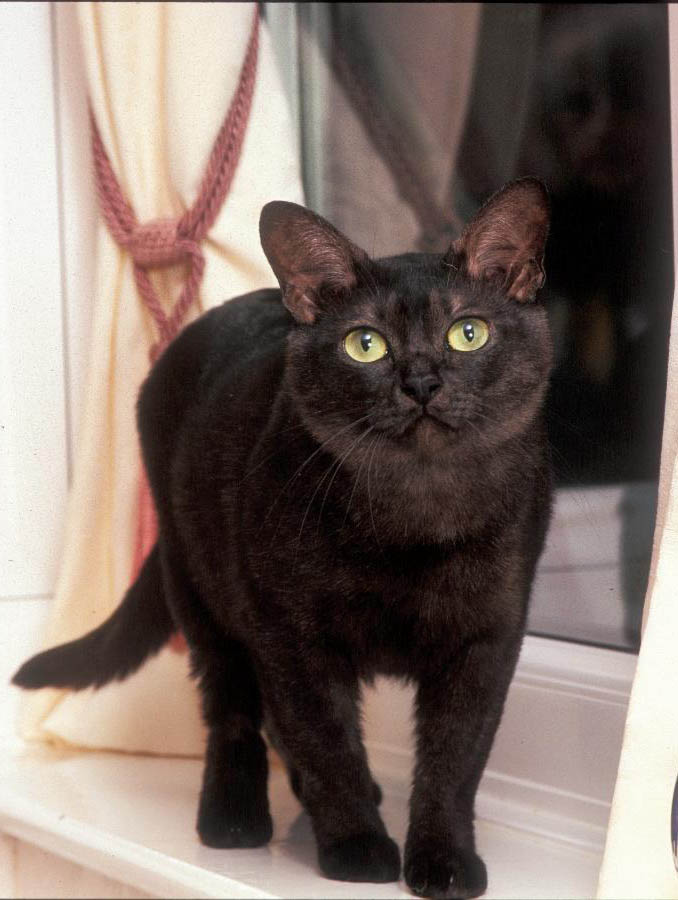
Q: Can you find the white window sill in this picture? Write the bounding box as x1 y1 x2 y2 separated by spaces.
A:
1 634 635 898
0 740 603 900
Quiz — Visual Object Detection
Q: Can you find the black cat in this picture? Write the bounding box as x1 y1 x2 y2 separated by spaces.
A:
14 178 552 900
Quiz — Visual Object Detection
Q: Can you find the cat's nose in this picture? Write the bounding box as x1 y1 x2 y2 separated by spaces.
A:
401 373 442 406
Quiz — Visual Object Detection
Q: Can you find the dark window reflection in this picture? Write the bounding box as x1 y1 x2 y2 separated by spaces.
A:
293 2 673 650
458 4 673 488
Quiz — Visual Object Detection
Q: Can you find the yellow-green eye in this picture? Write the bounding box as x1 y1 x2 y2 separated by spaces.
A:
447 318 490 352
344 329 389 363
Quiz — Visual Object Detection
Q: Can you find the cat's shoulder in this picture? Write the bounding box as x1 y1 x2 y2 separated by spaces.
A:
204 287 291 362
141 288 291 417
209 287 291 335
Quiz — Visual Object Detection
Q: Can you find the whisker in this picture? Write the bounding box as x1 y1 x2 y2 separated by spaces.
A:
244 423 309 480
471 407 604 534
471 407 570 478
342 431 378 531
261 413 372 530
367 432 384 553
470 409 540 458
316 425 376 534
244 405 366 479
292 455 339 568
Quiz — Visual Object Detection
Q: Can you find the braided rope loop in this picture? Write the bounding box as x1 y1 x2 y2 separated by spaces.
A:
90 7 259 359
88 9 260 598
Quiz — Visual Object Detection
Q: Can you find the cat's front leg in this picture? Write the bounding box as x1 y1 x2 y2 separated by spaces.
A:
404 634 522 900
258 653 400 884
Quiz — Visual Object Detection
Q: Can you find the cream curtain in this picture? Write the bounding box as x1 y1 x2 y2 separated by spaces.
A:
597 7 678 894
18 1 303 756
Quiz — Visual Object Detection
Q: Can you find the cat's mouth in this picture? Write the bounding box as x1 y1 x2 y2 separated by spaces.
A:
403 410 456 438
374 408 458 442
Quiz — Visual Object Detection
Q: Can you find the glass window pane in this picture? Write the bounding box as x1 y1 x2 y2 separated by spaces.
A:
277 2 674 652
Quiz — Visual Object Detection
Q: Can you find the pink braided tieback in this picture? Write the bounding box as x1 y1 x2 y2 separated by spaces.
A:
91 7 259 362
89 9 259 633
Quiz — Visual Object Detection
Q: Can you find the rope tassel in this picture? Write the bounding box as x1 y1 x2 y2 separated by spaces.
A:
88 9 259 612
90 7 259 361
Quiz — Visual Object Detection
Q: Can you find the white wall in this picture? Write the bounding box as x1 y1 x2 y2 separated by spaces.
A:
0 2 96 738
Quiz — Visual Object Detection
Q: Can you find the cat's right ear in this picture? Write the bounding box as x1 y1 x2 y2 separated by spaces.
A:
259 202 369 324
445 178 550 303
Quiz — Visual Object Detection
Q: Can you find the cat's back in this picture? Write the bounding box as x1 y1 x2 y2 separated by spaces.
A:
138 288 291 501
200 289 291 385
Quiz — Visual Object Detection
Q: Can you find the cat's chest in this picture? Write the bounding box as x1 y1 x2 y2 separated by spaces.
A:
241 421 539 653
249 523 523 662
341 539 527 674
246 436 507 555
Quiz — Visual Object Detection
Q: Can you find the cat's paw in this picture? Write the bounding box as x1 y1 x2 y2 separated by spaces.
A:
404 846 487 899
197 797 273 848
290 767 382 805
319 832 401 883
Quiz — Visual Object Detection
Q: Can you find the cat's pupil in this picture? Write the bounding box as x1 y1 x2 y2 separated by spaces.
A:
360 333 372 353
463 322 475 343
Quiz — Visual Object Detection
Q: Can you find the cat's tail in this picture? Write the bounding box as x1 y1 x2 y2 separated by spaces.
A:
12 544 174 691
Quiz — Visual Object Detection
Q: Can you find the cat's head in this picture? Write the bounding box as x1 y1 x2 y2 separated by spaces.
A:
260 179 552 466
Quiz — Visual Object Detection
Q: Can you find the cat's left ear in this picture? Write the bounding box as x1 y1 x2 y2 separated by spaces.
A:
260 201 369 324
446 178 550 303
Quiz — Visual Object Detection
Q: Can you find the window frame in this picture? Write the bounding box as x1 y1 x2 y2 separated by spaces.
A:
2 0 669 855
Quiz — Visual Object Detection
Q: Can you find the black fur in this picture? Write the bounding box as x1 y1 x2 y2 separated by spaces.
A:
13 179 553 899
12 545 171 689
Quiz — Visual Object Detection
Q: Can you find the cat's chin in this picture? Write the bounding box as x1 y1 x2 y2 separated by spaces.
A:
407 415 456 452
